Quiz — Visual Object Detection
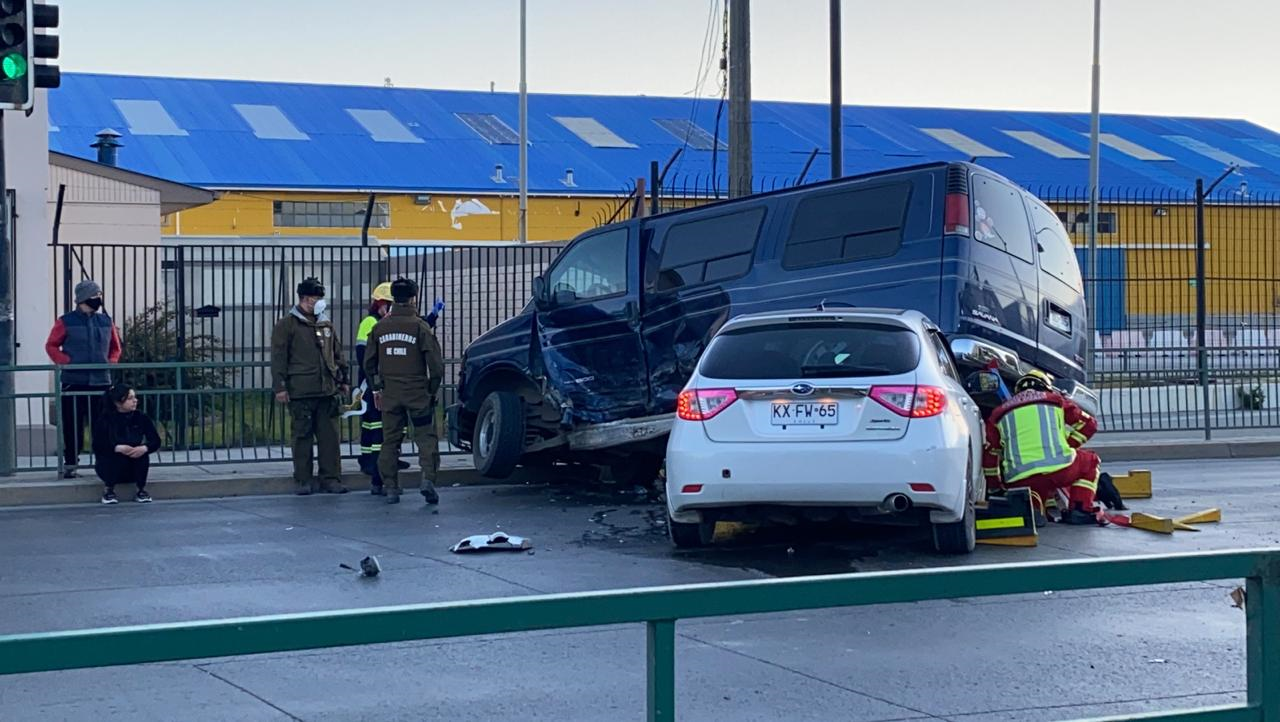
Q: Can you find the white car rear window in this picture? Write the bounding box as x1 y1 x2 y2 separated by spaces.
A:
700 322 921 380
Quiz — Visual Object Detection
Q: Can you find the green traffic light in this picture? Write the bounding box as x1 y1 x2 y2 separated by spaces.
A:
1 52 26 80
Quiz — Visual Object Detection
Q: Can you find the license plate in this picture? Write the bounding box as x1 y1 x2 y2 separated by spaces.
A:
770 402 839 426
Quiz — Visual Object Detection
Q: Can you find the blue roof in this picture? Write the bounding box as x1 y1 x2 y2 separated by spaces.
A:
47 72 1280 195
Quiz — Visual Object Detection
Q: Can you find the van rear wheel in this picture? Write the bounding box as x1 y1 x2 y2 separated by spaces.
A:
473 391 524 479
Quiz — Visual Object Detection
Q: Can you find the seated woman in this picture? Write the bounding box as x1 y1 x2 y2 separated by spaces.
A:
92 384 161 504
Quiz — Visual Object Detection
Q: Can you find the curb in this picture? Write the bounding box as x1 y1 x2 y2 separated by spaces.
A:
0 466 590 508
1092 439 1280 463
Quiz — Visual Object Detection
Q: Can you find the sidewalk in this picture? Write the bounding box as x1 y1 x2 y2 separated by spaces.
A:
1 431 1276 507
1091 429 1280 461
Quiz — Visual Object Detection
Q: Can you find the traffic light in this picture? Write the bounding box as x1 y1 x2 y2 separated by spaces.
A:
32 1 57 91
0 0 57 112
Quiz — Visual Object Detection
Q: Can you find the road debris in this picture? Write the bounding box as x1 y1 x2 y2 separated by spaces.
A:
338 556 381 577
1231 586 1247 610
450 532 532 553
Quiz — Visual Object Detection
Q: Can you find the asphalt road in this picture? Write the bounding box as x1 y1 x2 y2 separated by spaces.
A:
2 457 1279 721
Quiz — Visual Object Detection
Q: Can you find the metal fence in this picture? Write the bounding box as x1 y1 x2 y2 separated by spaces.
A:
7 174 1280 473
2 549 1277 721
1038 185 1280 435
1 361 465 474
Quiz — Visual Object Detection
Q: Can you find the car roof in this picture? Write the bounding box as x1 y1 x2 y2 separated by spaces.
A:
719 308 933 333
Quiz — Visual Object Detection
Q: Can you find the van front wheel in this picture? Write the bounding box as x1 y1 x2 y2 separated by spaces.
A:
473 391 525 479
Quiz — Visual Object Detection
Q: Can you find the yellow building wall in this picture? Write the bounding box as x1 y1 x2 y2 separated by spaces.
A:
1050 202 1280 319
162 191 624 243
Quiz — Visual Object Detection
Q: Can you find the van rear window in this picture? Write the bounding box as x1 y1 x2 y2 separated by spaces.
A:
699 322 921 380
783 183 911 269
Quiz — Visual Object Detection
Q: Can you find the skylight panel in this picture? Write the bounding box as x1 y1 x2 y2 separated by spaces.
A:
918 128 1009 157
113 99 188 136
456 112 520 145
1164 135 1259 167
553 116 636 148
654 118 725 151
346 109 423 143
1001 130 1087 159
234 104 309 141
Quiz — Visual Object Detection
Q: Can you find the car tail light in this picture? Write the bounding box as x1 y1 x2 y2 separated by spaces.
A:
870 385 947 418
681 484 704 494
909 482 936 492
677 388 738 421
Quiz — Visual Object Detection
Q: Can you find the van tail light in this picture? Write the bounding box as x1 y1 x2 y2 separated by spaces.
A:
677 388 738 421
944 193 970 235
870 385 947 418
944 165 971 235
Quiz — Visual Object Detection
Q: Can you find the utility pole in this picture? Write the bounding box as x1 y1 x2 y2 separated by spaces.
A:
0 111 13 476
728 0 752 198
1085 0 1101 378
517 0 529 243
829 0 842 180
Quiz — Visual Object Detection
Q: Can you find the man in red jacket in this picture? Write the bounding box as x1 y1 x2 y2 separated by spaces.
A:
982 370 1101 525
45 279 122 477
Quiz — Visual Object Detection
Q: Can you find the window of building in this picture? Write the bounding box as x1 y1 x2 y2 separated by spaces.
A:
273 201 390 229
655 207 764 291
971 175 1033 262
783 183 911 269
1057 211 1117 235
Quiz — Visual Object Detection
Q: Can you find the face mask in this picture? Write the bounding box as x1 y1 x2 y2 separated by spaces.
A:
313 299 327 317
84 298 103 311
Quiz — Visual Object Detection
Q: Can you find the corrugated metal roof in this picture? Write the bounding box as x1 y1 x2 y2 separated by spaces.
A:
47 72 1280 195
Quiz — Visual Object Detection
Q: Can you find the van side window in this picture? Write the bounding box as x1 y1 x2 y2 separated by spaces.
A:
972 176 1034 263
1030 203 1083 288
655 207 765 292
783 183 911 269
546 226 629 303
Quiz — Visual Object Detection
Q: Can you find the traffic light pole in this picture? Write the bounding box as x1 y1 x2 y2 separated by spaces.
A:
0 110 16 476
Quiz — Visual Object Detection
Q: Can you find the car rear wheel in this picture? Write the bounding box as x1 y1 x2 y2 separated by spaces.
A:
668 513 714 548
473 391 524 479
932 485 977 555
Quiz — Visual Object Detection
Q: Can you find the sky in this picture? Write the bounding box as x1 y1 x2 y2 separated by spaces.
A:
58 0 1280 131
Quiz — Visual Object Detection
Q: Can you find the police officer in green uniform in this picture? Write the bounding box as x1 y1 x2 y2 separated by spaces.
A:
271 277 350 495
363 278 445 505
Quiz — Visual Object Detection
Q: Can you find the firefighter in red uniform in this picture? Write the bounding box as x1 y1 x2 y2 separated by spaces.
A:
982 370 1103 525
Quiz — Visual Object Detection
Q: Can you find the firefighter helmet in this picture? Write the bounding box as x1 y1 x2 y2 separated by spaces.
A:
1014 369 1055 394
371 282 393 302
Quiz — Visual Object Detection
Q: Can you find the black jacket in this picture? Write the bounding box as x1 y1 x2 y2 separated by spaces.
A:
92 409 162 457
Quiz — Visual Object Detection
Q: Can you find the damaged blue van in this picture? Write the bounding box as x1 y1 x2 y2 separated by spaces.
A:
448 161 1098 479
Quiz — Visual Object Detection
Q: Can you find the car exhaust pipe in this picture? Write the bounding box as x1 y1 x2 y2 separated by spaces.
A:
880 493 912 514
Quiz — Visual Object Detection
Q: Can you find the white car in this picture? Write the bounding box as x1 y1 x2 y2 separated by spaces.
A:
664 308 985 554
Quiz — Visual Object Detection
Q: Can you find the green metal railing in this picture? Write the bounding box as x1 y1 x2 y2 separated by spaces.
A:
0 361 462 474
1 550 1277 720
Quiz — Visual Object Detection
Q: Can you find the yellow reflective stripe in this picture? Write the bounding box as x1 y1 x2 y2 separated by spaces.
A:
357 316 377 343
1072 479 1098 491
361 422 382 430
977 517 1026 530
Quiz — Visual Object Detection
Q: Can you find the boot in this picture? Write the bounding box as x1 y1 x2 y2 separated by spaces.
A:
295 482 314 496
321 481 349 494
1060 507 1097 525
1096 473 1127 510
385 489 401 504
420 481 440 505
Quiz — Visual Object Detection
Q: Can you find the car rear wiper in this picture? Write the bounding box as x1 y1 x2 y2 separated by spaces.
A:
799 364 893 378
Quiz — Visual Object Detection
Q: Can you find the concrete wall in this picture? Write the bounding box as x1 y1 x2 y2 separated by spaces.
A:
9 96 52 436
